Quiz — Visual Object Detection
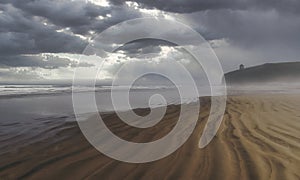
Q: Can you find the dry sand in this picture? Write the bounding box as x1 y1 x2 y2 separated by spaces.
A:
0 95 299 179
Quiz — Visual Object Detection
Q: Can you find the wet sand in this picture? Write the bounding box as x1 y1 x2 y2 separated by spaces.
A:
0 95 299 179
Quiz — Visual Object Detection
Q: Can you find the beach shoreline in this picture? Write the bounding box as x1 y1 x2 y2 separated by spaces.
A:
0 94 299 179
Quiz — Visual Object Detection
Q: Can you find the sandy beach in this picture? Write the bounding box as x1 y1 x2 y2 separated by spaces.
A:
0 94 299 180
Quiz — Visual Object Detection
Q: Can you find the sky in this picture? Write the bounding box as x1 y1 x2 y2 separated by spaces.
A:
0 0 300 83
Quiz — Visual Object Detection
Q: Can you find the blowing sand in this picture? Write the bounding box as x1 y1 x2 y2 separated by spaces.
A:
0 94 299 179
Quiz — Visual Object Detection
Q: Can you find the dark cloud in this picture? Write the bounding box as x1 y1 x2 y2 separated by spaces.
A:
189 9 300 48
0 0 144 83
0 1 143 56
2 0 142 35
3 0 111 27
115 39 176 56
184 9 300 72
110 0 242 13
0 4 88 55
0 0 300 82
69 5 142 35
110 0 300 14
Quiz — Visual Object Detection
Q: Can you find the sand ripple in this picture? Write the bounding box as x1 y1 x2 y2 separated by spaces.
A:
0 95 299 179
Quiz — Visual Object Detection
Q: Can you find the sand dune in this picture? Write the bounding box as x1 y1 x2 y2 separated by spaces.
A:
0 95 299 179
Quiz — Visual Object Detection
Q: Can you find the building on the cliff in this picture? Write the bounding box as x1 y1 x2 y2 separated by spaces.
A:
239 64 245 70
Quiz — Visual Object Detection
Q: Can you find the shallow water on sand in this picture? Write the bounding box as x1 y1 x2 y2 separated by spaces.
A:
0 94 299 179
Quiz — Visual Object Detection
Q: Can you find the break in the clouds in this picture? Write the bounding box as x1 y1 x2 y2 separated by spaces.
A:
0 55 93 69
0 0 300 82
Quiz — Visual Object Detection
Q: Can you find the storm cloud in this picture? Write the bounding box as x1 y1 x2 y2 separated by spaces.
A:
110 0 300 14
0 0 300 82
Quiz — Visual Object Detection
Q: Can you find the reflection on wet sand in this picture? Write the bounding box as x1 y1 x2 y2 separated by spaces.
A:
0 95 300 179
